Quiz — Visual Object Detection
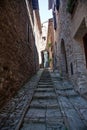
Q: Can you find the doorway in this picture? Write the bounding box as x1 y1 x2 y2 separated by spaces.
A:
41 51 49 68
61 39 68 74
43 51 49 68
83 33 87 68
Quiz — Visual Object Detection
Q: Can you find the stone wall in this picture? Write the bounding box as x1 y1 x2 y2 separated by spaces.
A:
0 0 39 106
70 0 87 94
40 21 48 67
55 0 73 77
46 18 54 69
33 10 42 66
54 0 87 94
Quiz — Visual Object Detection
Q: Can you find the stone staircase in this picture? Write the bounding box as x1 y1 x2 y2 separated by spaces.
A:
77 72 87 95
21 69 66 130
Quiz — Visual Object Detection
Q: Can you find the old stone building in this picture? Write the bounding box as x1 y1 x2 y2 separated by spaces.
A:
40 21 48 67
0 0 39 106
46 18 54 69
33 2 42 67
48 0 87 95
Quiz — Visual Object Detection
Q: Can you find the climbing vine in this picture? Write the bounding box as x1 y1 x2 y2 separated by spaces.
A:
67 0 76 14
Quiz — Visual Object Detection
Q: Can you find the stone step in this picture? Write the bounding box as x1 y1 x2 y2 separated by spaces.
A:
30 99 58 108
21 122 66 130
38 82 53 84
34 91 55 96
37 85 53 88
24 108 46 123
39 81 52 83
39 78 52 82
38 84 53 86
30 102 59 109
21 123 46 130
33 95 56 99
35 88 54 92
38 83 52 85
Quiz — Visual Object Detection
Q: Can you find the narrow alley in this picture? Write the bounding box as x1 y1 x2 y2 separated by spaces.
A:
0 69 87 130
0 0 87 130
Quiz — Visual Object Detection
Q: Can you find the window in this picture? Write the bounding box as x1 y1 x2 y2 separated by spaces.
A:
42 37 46 41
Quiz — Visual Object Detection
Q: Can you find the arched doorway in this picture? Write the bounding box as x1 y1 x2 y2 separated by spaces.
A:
41 50 49 68
61 39 68 75
43 51 49 68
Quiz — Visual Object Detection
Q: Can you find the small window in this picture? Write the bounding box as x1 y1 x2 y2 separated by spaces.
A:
42 37 46 41
70 63 73 75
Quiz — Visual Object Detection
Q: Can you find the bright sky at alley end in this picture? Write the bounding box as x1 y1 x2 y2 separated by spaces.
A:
38 0 52 23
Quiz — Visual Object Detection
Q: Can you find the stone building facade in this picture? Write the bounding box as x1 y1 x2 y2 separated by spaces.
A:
49 0 87 95
40 21 48 67
33 10 42 66
0 0 39 106
46 18 54 69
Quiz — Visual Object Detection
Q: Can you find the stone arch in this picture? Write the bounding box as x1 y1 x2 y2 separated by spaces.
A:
61 39 68 75
41 50 49 68
43 50 49 68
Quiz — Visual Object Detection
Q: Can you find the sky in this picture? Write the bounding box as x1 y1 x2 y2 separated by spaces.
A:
38 0 52 23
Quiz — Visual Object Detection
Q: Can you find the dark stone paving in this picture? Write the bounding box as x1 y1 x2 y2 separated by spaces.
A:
0 69 87 130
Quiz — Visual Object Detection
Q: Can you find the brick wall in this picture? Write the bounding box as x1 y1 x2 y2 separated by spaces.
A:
0 0 39 106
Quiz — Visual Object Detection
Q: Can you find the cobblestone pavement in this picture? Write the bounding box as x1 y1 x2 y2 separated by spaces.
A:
0 69 87 130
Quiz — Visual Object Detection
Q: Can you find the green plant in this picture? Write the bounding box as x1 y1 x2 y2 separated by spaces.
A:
67 0 75 14
49 58 52 63
60 70 63 77
48 42 52 48
65 128 68 130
